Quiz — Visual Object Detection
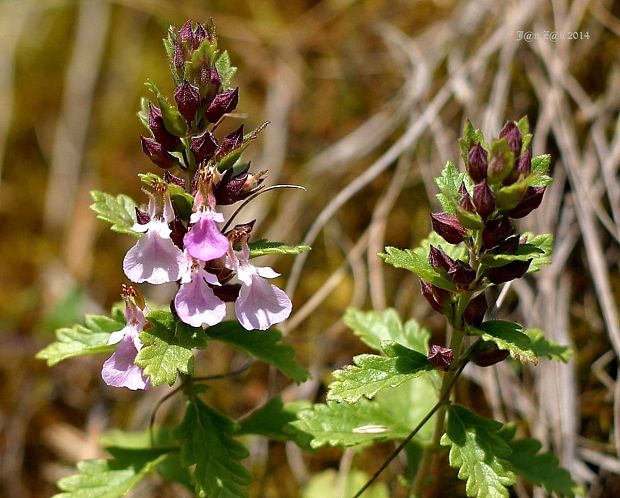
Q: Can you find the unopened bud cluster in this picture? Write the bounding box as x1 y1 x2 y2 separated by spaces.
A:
424 118 548 369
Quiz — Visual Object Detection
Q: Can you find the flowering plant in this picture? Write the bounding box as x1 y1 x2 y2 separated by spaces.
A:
37 20 310 497
293 119 585 497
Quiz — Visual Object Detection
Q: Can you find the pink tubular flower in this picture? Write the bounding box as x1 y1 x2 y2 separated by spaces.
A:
102 299 150 390
123 191 187 284
183 208 230 262
174 254 226 327
228 244 292 331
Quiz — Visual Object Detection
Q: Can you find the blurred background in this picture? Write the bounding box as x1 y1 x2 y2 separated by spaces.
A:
0 0 619 496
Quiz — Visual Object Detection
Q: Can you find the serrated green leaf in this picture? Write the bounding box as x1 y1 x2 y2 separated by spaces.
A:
176 398 252 498
248 240 312 258
516 116 529 137
53 450 169 498
523 328 573 363
468 320 537 365
135 310 206 387
237 396 312 448
215 50 237 89
531 154 551 175
380 247 456 291
145 80 186 136
440 405 515 498
480 243 543 268
36 314 123 366
90 191 138 237
435 160 465 214
292 399 410 448
302 469 389 498
327 342 432 403
205 321 309 382
523 232 553 272
343 307 430 353
505 437 583 497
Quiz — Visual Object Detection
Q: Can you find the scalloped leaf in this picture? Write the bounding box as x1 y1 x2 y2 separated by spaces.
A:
248 240 312 258
327 342 432 403
440 405 515 498
205 321 309 383
135 311 207 387
380 247 456 291
480 243 544 268
343 307 430 353
90 191 138 237
468 320 537 365
523 328 573 363
435 160 466 214
523 233 552 272
292 399 410 448
215 50 237 89
36 314 123 366
53 449 169 498
176 398 252 498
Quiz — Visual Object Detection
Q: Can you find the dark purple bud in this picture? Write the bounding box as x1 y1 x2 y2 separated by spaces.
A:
486 259 532 284
135 207 150 225
431 212 467 244
516 147 531 175
214 166 266 205
447 260 476 290
481 217 515 249
508 187 545 219
193 23 207 49
179 20 194 44
472 180 495 219
212 284 241 302
492 235 520 254
174 80 201 122
148 104 181 151
499 121 522 157
459 183 475 212
216 125 244 158
420 280 451 315
467 143 488 183
163 170 185 189
226 220 256 246
141 137 177 169
471 343 510 367
428 344 453 372
206 87 239 123
428 245 454 273
190 131 218 164
464 293 487 326
169 216 187 249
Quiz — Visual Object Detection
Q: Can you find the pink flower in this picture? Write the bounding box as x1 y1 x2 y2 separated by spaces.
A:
102 300 150 390
183 208 229 262
174 254 226 327
228 244 292 330
123 192 187 284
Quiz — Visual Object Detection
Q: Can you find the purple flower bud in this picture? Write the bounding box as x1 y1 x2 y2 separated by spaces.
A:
428 245 454 273
508 187 545 219
516 147 531 175
179 20 193 44
148 104 181 152
163 170 185 189
448 260 476 290
420 280 451 315
431 212 467 244
492 235 520 254
464 293 487 326
472 180 495 219
141 137 178 169
216 125 244 159
428 344 453 371
499 121 522 157
193 23 207 49
206 87 239 123
458 183 475 212
214 166 266 205
135 207 150 225
471 344 509 367
174 80 201 123
467 143 488 183
481 217 514 249
486 259 532 284
190 131 218 164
